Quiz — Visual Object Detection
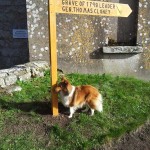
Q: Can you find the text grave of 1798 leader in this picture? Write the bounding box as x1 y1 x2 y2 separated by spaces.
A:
55 0 132 17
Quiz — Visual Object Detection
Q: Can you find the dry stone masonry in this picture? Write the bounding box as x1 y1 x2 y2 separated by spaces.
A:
0 61 49 93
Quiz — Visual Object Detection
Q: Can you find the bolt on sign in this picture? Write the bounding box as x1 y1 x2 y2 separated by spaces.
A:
48 0 132 116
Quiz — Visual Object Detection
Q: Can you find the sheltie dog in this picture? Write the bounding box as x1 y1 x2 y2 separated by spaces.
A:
55 77 103 118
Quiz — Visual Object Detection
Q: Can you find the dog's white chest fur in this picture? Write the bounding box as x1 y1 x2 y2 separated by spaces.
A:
60 86 75 107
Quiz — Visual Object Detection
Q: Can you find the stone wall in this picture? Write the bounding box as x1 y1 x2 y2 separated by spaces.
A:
0 61 49 93
26 0 149 80
0 0 150 80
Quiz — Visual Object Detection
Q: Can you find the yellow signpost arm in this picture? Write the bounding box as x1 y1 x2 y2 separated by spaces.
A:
48 0 59 116
55 0 132 17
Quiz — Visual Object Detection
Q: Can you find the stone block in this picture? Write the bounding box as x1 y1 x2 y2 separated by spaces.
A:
31 68 44 77
25 61 49 70
103 46 143 53
0 78 6 87
18 72 31 81
33 61 49 69
6 85 22 94
0 72 7 78
5 75 17 86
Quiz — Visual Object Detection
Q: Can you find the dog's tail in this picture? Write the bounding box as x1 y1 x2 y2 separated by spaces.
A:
95 94 103 112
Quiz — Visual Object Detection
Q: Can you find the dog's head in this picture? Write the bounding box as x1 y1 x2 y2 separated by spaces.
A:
55 77 72 96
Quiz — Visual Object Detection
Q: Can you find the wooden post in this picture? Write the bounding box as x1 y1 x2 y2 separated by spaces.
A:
48 0 59 116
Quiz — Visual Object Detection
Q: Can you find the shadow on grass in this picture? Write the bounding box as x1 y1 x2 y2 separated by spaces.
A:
0 99 68 115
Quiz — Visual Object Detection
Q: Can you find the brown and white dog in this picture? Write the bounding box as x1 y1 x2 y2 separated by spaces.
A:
55 77 103 118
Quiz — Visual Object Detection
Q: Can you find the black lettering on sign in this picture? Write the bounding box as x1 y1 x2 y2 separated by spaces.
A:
79 1 85 6
73 7 82 13
61 0 116 15
62 6 72 12
62 0 79 6
93 8 111 15
83 8 93 13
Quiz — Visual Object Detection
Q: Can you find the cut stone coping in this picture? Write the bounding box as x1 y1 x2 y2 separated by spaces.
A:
103 46 143 53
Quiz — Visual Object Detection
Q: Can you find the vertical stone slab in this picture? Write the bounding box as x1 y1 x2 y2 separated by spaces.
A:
0 0 29 69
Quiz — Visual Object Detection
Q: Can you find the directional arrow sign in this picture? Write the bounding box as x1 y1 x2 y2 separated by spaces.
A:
55 0 132 17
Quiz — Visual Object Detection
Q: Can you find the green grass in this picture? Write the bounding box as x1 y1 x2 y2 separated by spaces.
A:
0 71 150 150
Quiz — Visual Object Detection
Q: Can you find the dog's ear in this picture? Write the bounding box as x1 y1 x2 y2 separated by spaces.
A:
61 76 66 81
64 80 69 85
61 76 69 85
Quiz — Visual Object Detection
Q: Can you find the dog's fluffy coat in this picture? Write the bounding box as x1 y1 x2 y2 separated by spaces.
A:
55 77 103 118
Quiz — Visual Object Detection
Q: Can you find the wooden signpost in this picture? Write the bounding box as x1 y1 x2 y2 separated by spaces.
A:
48 0 58 116
48 0 132 116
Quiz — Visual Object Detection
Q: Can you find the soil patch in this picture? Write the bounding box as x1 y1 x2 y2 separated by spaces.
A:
1 102 150 150
99 121 150 150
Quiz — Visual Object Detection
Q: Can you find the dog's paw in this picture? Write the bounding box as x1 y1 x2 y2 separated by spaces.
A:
68 115 72 118
82 107 89 112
